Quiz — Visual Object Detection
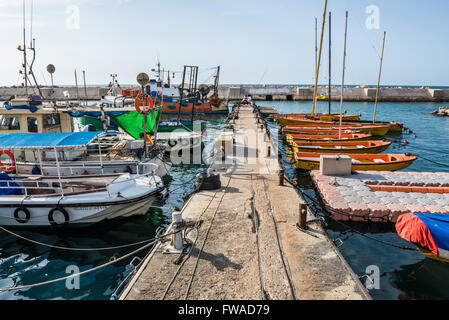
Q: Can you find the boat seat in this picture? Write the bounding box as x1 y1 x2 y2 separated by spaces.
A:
351 159 361 164
373 159 386 163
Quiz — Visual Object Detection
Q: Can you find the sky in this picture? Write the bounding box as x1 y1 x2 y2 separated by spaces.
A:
0 0 448 87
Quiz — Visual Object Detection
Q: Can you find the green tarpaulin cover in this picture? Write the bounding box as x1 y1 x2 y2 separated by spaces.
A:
111 109 161 140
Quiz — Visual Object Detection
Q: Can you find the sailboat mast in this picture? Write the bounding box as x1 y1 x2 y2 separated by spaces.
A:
22 0 28 94
315 17 318 85
328 11 332 115
311 0 328 116
339 11 349 139
373 31 386 123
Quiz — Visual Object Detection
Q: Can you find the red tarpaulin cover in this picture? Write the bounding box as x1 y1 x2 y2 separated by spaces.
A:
396 213 439 256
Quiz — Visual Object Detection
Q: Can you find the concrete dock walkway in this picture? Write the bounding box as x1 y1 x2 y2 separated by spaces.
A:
119 106 369 300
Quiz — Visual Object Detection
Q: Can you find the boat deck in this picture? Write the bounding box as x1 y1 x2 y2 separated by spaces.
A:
118 106 368 300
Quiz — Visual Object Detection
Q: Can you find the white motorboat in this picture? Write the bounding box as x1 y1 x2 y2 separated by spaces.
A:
0 172 165 227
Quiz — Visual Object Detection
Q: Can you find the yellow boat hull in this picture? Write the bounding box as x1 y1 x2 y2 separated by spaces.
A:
294 157 416 171
419 248 449 264
292 144 390 154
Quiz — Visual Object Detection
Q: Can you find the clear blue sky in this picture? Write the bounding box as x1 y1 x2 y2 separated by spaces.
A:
1 0 448 86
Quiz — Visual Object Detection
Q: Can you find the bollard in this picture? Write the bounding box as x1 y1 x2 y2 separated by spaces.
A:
278 169 285 186
299 204 308 230
267 145 271 157
172 211 184 252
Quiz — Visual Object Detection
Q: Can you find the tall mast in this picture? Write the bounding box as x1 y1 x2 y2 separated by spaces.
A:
311 0 328 116
315 17 318 86
373 32 386 123
328 11 332 115
339 11 349 139
22 0 28 94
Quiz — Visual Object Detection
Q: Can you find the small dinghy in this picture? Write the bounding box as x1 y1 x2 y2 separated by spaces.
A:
396 213 449 263
291 140 392 154
286 133 372 144
294 152 417 171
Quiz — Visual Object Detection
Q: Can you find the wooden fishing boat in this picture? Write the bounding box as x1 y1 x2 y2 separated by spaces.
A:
294 152 417 171
282 126 362 136
286 133 372 144
274 114 361 126
339 119 404 133
291 140 392 154
278 118 390 136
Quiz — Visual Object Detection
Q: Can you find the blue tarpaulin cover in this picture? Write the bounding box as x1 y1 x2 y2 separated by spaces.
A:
0 173 23 196
0 131 106 149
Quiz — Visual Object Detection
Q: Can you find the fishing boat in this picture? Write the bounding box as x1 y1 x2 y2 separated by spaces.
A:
291 140 392 154
282 126 362 135
294 152 417 171
0 131 171 179
278 118 390 136
0 171 165 227
339 119 404 133
396 213 449 263
273 114 361 127
286 133 372 144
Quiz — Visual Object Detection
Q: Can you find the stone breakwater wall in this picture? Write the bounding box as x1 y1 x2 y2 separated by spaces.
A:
2 85 449 102
219 85 449 102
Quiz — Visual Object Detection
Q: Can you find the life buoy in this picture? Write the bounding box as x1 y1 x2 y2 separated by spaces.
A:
134 93 154 114
48 207 70 227
0 149 15 173
14 207 30 224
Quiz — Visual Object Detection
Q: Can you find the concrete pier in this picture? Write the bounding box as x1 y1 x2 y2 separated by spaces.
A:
118 106 369 300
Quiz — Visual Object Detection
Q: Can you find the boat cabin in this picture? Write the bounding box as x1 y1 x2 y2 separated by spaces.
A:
0 106 73 134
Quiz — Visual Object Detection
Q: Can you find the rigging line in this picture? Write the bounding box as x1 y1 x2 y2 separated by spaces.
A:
0 239 158 292
184 174 232 299
161 179 224 300
260 176 297 300
250 176 267 300
403 144 449 156
0 224 174 251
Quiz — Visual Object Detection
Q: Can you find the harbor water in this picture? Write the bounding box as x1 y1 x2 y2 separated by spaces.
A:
1 100 449 299
259 100 449 300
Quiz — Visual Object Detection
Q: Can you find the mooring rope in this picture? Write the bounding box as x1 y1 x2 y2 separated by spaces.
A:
288 178 419 252
0 225 174 252
0 239 158 292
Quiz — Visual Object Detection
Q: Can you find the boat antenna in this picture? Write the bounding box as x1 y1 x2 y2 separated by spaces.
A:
311 0 328 116
328 11 331 115
373 31 386 123
339 11 349 139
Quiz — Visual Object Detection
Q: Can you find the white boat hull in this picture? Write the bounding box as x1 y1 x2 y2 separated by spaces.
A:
0 175 165 227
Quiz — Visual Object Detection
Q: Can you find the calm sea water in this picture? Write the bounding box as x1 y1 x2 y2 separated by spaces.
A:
1 100 449 300
258 100 449 300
